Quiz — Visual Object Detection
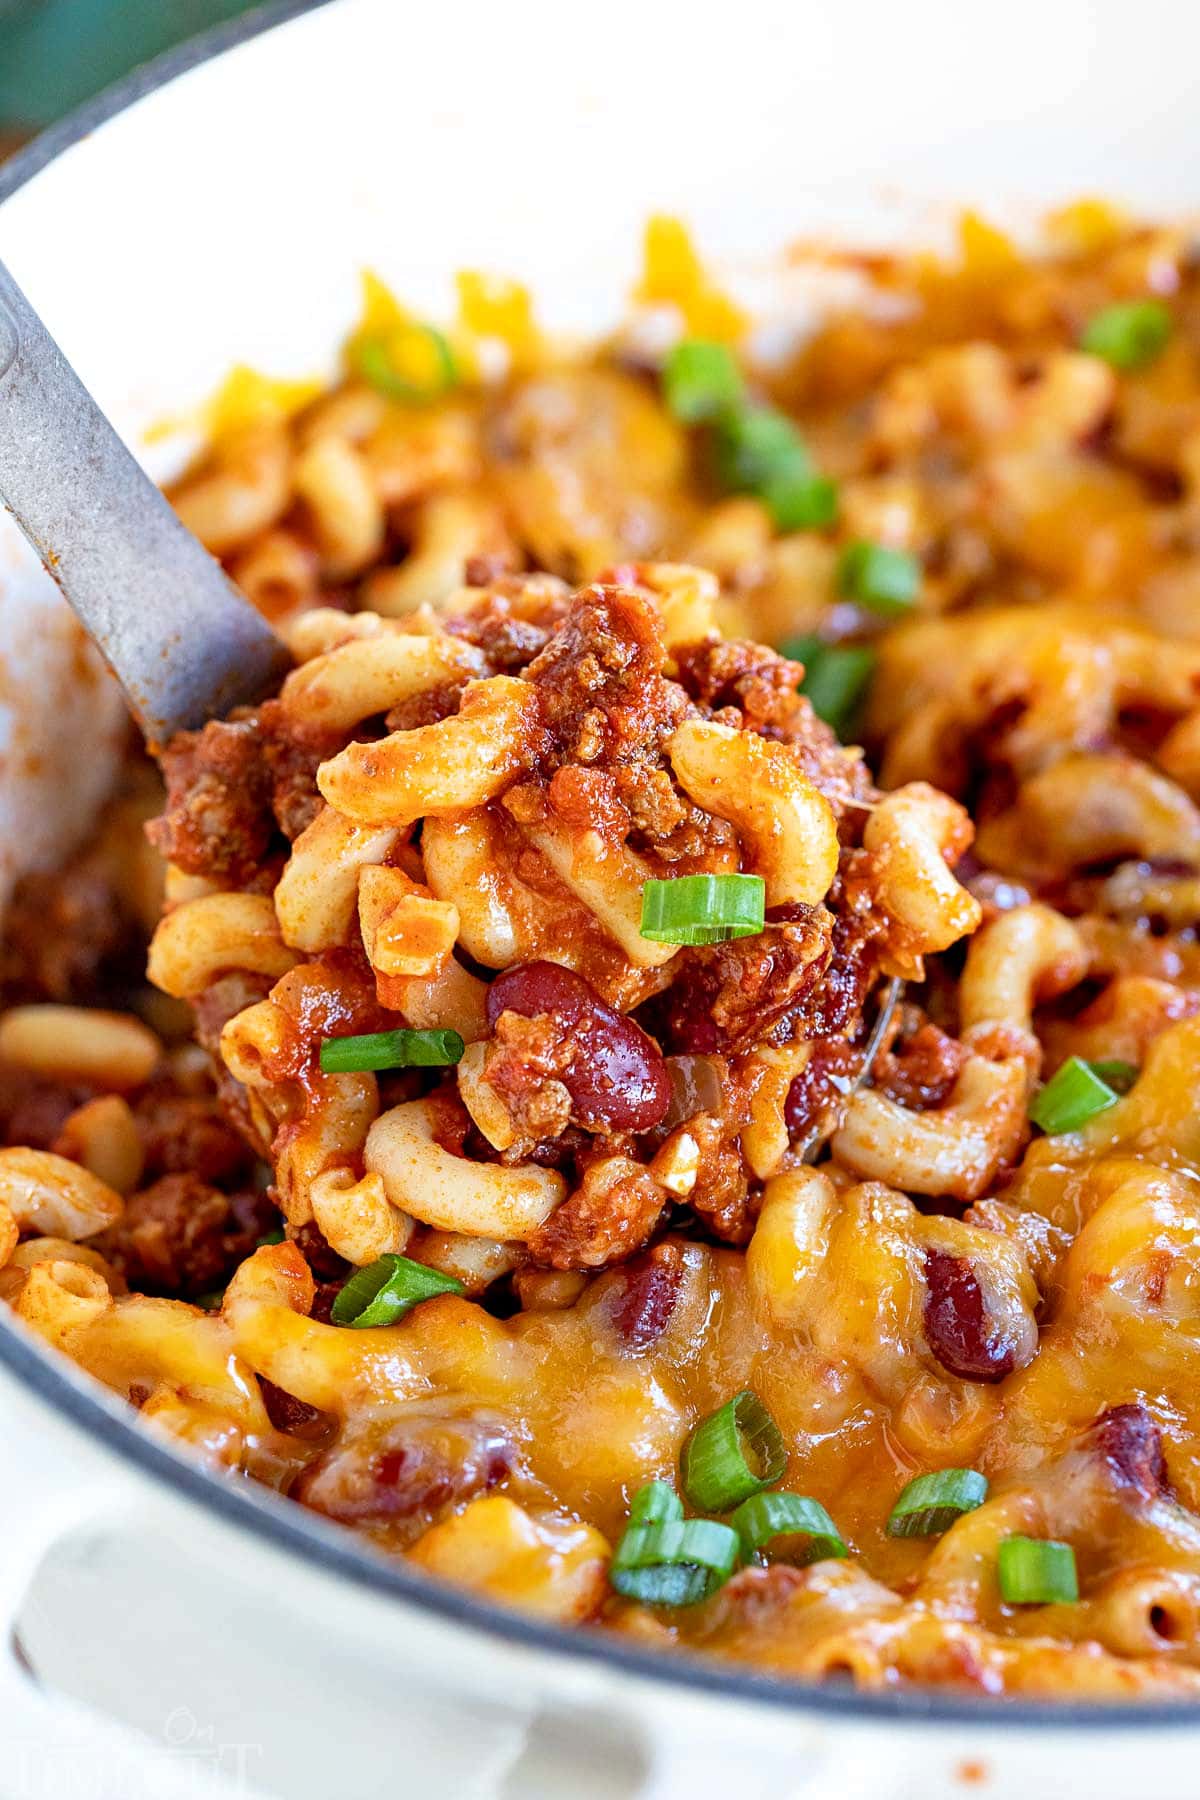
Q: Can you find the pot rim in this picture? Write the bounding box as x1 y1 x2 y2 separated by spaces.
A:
1 0 1198 1732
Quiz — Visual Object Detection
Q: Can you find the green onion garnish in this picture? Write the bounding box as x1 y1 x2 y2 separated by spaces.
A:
713 406 807 492
640 873 765 946
778 634 876 738
681 1389 787 1512
319 1028 465 1074
609 1517 741 1607
800 645 876 739
710 405 839 533
351 324 459 403
258 1226 285 1247
836 540 921 618
662 340 745 424
1080 299 1172 372
778 633 822 666
763 470 839 533
1086 1058 1138 1095
1029 1055 1121 1134
731 1490 847 1565
886 1468 988 1538
997 1535 1078 1605
330 1254 464 1328
627 1480 684 1528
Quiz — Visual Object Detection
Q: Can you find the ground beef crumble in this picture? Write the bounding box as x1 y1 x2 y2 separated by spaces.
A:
383 681 468 733
443 577 572 673
148 716 273 887
94 1172 274 1298
0 851 142 1007
616 765 737 868
874 1013 968 1110
684 1112 755 1243
192 972 277 1154
133 1083 257 1184
484 1011 574 1144
526 1153 665 1269
0 1065 96 1149
663 903 835 1055
523 583 689 770
147 699 340 889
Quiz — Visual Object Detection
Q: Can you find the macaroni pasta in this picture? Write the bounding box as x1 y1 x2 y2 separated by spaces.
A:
6 209 1200 1699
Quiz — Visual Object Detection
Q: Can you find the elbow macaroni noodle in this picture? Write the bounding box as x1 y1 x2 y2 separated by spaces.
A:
365 1099 567 1239
667 719 840 908
10 210 1200 1698
317 675 543 827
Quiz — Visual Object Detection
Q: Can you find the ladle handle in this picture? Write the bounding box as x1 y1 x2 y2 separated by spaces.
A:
0 258 290 746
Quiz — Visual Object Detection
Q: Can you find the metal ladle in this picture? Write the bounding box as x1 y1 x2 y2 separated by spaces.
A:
0 258 291 746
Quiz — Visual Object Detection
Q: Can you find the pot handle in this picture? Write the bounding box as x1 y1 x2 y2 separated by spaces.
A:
489 1687 919 1800
0 1361 262 1799
628 1710 917 1800
0 1614 253 1800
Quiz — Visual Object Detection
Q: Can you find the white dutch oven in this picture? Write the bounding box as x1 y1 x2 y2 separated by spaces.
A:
3 2 1200 1793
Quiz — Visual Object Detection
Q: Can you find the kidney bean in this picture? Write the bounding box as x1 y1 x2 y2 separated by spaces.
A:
609 1242 685 1350
784 1039 862 1141
259 1379 329 1440
295 1412 513 1524
487 961 670 1132
923 1249 1016 1384
1090 1403 1167 1500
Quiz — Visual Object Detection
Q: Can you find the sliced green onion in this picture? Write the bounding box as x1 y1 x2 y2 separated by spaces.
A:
640 873 765 946
799 645 875 739
778 634 875 738
713 405 809 492
711 405 838 533
836 540 921 618
681 1389 786 1512
627 1481 684 1528
609 1517 740 1607
662 340 745 424
319 1028 465 1074
330 1253 464 1328
731 1490 847 1565
997 1535 1078 1605
1029 1055 1120 1134
778 632 823 668
1080 299 1172 372
1086 1058 1138 1095
258 1226 285 1247
763 469 839 533
351 324 459 402
886 1468 988 1538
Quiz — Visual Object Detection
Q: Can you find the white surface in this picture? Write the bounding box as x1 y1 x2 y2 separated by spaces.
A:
4 0 1200 1792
